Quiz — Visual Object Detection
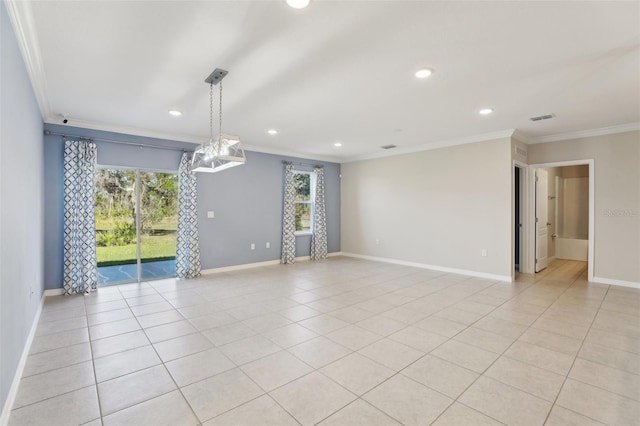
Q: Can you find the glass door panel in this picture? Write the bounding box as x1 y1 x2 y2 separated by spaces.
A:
139 171 178 280
95 169 139 285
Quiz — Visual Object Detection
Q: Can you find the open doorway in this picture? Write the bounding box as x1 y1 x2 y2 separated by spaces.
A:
514 165 525 273
528 160 594 281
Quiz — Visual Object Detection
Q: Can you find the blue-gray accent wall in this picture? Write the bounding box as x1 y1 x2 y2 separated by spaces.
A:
1 2 45 414
43 123 340 289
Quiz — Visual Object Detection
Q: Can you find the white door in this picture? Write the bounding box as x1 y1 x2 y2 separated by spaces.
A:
535 169 549 272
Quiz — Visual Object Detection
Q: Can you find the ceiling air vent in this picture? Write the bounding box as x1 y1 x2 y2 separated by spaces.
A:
530 114 555 122
381 144 397 150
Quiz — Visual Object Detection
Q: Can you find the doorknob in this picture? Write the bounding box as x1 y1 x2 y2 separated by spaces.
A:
546 222 552 226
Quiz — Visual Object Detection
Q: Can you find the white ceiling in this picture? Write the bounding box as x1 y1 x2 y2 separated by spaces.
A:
9 0 640 162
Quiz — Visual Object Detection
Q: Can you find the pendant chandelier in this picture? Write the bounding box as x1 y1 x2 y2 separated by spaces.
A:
191 68 246 173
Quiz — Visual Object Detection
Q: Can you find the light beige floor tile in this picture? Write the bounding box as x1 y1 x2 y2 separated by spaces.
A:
380 306 429 324
556 378 640 426
578 341 640 374
188 311 237 331
569 358 640 401
94 345 161 382
29 327 90 354
387 326 449 352
263 323 318 348
165 347 235 387
35 315 88 337
182 368 264 422
363 374 453 426
330 306 375 323
402 354 478 399
326 325 383 350
97 365 176 415
87 307 134 326
89 318 140 340
585 328 640 355
503 340 575 375
136 309 184 328
130 300 175 317
414 316 467 338
287 336 352 368
459 376 552 426
358 338 424 371
243 313 293 333
318 399 402 426
453 300 497 316
434 307 485 325
102 390 199 426
518 327 582 355
241 350 313 391
473 316 527 339
298 314 349 334
431 402 504 426
13 361 95 408
485 356 565 402
453 327 515 354
219 335 281 365
203 395 299 426
354 298 397 314
544 405 606 426
8 385 99 426
91 330 150 359
22 342 92 377
531 317 590 340
270 371 357 426
153 332 213 362
280 305 321 322
85 300 129 315
591 309 640 338
321 353 394 395
431 340 499 373
177 302 222 319
356 315 407 336
144 320 197 343
202 322 257 346
127 294 165 307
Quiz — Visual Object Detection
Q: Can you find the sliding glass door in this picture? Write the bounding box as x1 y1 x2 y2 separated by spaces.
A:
95 168 178 285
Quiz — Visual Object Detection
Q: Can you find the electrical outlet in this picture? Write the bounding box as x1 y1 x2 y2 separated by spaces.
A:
481 249 487 257
266 242 270 249
375 238 379 245
207 211 214 219
250 243 255 250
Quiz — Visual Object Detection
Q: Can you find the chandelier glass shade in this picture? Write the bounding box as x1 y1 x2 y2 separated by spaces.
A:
191 69 246 173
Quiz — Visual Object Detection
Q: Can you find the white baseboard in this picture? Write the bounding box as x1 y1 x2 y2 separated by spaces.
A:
0 293 46 426
341 252 512 282
592 276 640 289
201 252 343 275
44 288 64 296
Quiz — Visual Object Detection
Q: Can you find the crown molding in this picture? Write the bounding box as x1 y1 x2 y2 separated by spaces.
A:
241 143 341 164
530 122 640 144
4 0 50 119
342 129 516 163
511 129 533 144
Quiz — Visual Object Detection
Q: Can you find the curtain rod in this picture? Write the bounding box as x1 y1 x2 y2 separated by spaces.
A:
44 130 194 153
282 160 324 168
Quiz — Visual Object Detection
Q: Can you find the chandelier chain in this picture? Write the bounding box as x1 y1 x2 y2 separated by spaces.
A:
209 83 214 141
219 82 223 138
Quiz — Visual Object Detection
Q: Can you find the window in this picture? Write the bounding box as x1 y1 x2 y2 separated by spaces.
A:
293 171 316 235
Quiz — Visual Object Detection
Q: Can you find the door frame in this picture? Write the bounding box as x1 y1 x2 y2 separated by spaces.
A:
512 161 529 279
525 159 595 281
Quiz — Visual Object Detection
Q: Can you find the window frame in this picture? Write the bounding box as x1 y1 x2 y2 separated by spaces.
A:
293 170 316 236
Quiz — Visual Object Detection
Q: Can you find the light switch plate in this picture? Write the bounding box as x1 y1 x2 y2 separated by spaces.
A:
207 211 214 218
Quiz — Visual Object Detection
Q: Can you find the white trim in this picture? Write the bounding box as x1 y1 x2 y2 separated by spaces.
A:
200 252 343 275
4 0 50 119
527 159 595 282
0 293 46 426
44 118 341 164
341 252 512 282
342 129 516 163
44 288 64 296
512 160 530 280
592 276 640 289
530 123 640 144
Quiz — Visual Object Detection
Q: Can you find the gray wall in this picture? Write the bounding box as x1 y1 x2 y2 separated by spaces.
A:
1 2 45 413
528 131 640 283
43 123 340 287
341 137 513 279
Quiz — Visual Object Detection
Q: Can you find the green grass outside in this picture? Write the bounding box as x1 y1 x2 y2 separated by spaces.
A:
96 229 176 266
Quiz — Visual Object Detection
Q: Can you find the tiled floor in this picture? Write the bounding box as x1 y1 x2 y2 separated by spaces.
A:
8 257 640 426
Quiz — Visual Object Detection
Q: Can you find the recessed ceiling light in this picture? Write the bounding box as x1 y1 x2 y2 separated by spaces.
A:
415 68 433 79
267 129 278 135
287 0 310 9
168 110 182 117
479 108 494 115
334 142 342 147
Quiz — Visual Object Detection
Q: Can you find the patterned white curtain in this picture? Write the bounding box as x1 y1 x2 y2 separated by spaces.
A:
281 163 296 264
310 166 328 260
63 140 98 294
176 153 201 278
